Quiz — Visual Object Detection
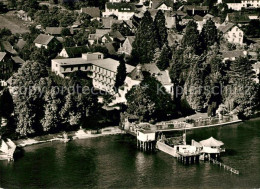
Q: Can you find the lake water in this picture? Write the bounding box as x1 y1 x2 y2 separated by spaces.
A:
1 119 260 188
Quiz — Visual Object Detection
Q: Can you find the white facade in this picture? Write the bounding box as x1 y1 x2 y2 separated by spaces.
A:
137 131 156 142
102 3 135 20
224 26 244 45
59 48 69 58
35 43 48 49
217 0 260 10
157 3 172 11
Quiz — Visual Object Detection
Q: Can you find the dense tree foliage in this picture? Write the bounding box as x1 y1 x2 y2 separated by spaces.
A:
131 11 159 64
154 10 168 49
114 59 127 91
200 19 218 50
126 75 176 122
157 45 171 70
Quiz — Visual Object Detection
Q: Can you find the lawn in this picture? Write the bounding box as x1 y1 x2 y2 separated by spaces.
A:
0 11 29 34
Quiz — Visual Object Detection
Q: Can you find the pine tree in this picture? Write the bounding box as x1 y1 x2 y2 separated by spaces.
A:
181 20 201 54
131 11 159 63
157 45 171 70
154 10 168 49
114 59 127 91
200 18 218 51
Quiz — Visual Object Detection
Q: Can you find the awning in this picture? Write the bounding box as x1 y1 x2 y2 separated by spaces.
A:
199 137 224 147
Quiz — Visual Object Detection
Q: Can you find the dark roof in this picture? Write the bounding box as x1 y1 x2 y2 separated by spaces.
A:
104 42 116 55
218 23 235 33
106 2 135 12
193 15 203 21
81 7 101 18
227 12 250 23
63 46 89 58
152 0 173 9
109 31 125 41
34 34 55 45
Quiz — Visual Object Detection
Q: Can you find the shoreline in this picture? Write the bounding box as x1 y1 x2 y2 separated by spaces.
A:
14 126 126 148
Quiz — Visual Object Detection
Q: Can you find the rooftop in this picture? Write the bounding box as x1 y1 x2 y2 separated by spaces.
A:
218 23 235 33
81 7 101 18
34 34 55 45
0 52 7 62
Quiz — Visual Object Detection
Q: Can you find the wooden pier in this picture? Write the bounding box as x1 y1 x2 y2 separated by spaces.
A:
177 152 200 165
209 157 240 175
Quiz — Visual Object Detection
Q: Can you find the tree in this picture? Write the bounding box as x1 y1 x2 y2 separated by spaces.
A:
200 19 218 50
11 61 48 136
111 22 133 36
114 59 127 91
0 89 14 119
131 11 159 63
7 0 16 9
157 44 171 70
61 28 71 36
181 21 201 54
126 75 176 122
154 10 168 49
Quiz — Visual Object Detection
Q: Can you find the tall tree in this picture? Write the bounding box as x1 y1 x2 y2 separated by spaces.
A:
157 44 171 70
181 21 201 54
131 11 159 63
154 10 168 49
200 18 218 50
114 59 127 91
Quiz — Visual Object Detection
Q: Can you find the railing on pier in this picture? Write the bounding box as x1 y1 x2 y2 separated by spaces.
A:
209 157 240 175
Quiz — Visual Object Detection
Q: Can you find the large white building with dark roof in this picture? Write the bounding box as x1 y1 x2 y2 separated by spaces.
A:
51 52 134 94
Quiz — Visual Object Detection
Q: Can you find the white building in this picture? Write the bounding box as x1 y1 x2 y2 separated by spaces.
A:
102 2 135 20
51 52 134 94
217 0 260 10
33 34 56 49
218 23 244 45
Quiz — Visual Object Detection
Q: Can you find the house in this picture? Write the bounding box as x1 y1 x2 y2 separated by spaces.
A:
88 29 111 45
1 41 17 55
217 0 260 10
218 23 244 45
16 10 32 21
45 27 73 36
221 50 247 62
167 31 183 46
0 52 14 80
183 5 209 16
80 7 101 21
150 0 173 11
15 39 26 50
51 52 135 94
102 2 136 20
114 63 174 103
101 31 125 44
33 34 57 49
118 36 135 55
165 16 176 28
225 12 250 25
104 42 117 55
59 46 89 58
181 15 193 25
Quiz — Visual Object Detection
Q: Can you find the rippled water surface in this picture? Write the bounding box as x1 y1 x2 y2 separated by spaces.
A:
1 119 260 188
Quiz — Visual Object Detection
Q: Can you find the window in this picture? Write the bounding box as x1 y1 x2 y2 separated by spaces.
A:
98 55 101 59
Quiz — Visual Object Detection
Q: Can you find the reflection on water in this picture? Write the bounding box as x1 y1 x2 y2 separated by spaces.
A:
1 119 260 188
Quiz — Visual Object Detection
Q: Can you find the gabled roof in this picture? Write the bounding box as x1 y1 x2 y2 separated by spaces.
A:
152 0 173 9
193 15 203 21
218 23 235 33
1 41 17 55
109 31 125 41
126 36 135 45
102 18 122 29
226 12 250 23
104 42 116 55
0 52 7 62
200 137 224 147
81 7 101 18
11 56 25 64
34 34 55 45
203 14 214 20
96 29 111 36
45 27 63 35
16 39 26 50
183 5 209 11
63 46 89 58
